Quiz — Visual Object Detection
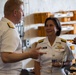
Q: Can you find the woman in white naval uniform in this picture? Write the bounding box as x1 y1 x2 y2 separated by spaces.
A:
34 17 74 75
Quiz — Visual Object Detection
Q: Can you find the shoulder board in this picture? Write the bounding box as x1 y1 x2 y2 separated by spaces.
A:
38 39 44 43
61 38 66 43
7 23 15 29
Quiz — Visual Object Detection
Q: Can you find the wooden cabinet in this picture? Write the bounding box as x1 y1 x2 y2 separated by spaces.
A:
33 12 53 24
33 11 76 37
58 17 71 22
37 24 76 37
71 11 76 21
37 26 46 36
54 11 73 22
72 24 76 34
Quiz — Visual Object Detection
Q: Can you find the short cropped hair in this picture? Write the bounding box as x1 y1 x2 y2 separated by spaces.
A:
44 17 61 36
4 0 23 16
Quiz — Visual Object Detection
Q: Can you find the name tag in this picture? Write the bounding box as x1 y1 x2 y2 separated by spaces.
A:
41 47 47 49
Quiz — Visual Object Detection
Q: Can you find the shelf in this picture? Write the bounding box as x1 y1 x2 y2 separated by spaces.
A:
37 26 74 36
61 21 76 25
61 26 74 34
60 34 76 40
34 21 76 25
54 12 73 18
33 11 76 37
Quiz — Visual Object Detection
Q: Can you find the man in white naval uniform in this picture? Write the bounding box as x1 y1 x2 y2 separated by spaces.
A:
0 0 45 75
34 17 74 75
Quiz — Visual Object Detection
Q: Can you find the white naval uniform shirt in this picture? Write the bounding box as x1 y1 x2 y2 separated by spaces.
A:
0 17 22 75
36 37 74 75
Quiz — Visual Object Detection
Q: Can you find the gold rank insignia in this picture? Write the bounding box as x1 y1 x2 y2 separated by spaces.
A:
61 38 66 43
56 45 64 49
55 42 64 49
38 39 44 43
7 22 15 29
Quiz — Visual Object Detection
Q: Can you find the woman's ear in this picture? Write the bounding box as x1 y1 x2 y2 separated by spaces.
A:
54 27 58 32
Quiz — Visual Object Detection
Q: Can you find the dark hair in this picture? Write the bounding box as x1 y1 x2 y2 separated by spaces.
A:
44 17 61 36
4 0 23 16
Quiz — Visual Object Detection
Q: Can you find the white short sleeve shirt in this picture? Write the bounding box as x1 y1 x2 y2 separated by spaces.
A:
36 37 74 75
0 18 22 74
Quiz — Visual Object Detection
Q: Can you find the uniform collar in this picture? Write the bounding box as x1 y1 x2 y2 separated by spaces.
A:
1 17 15 28
44 37 61 47
53 37 61 46
43 37 51 46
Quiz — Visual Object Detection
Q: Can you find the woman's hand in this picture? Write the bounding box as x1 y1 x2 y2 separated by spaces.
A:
52 61 63 67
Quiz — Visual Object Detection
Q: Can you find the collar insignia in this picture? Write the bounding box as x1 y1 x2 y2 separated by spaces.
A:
61 38 66 43
38 39 44 43
7 22 15 29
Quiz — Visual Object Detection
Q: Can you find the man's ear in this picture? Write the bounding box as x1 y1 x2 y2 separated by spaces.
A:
13 9 18 16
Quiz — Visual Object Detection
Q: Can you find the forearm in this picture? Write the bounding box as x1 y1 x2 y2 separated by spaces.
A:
1 51 31 63
1 47 45 63
52 61 72 68
34 61 40 75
